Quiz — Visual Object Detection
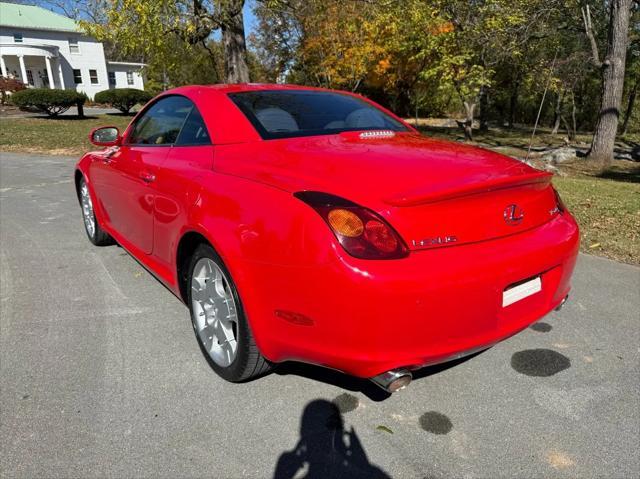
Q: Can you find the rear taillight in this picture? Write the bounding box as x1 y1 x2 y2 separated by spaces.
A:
295 191 409 260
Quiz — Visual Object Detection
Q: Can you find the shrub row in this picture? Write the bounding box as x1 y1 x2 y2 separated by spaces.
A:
94 88 152 114
10 88 87 117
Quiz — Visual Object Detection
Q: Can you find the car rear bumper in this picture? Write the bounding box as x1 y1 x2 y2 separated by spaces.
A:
239 212 580 378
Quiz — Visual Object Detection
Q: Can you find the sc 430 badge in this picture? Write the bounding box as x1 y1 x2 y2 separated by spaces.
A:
411 236 458 249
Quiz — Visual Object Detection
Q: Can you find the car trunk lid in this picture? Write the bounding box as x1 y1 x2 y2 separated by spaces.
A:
214 132 559 249
384 175 559 251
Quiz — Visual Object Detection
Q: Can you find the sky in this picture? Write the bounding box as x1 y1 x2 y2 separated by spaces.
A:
243 0 258 36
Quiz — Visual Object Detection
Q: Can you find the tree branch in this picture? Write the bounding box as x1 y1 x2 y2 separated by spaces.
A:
581 5 603 68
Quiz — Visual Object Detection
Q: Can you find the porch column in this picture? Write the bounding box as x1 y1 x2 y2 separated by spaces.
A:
17 55 28 85
0 56 7 77
56 58 65 89
44 56 55 89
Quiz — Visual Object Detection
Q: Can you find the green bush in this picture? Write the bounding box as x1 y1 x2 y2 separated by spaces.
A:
10 88 87 116
94 88 153 114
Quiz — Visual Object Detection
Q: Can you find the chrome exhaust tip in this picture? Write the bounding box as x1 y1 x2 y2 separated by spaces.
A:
370 369 412 393
554 294 569 311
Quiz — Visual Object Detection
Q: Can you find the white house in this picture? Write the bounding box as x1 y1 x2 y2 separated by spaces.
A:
0 2 144 99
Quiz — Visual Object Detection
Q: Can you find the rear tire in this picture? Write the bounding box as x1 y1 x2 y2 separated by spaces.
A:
79 177 112 246
187 243 271 382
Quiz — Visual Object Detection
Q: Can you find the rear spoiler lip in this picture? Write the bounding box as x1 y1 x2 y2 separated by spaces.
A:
384 171 553 207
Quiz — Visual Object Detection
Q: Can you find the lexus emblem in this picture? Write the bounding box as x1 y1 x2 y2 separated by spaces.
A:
504 204 524 225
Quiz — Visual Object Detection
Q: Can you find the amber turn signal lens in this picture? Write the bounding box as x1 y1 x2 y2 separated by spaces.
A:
294 191 409 259
327 209 364 237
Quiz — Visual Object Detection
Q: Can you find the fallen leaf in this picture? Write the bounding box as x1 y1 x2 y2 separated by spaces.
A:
376 425 393 434
589 243 601 249
547 450 575 469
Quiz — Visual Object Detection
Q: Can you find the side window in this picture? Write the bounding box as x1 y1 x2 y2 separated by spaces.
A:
128 96 193 146
175 107 211 146
68 38 80 53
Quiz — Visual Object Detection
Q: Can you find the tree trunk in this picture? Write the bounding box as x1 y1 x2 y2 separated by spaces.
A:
571 90 577 139
620 76 638 135
457 101 476 141
561 116 573 141
394 81 412 117
551 91 564 135
221 0 250 84
587 0 632 167
479 86 489 132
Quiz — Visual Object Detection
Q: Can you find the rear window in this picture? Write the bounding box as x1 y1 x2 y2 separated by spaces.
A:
228 90 408 140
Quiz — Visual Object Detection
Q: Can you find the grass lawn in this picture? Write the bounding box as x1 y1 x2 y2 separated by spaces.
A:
412 122 640 158
554 171 639 265
414 123 640 264
1 115 638 264
0 114 133 155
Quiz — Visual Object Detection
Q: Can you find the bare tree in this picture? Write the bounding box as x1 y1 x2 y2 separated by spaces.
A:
186 0 250 83
34 0 108 23
582 1 634 167
220 0 250 83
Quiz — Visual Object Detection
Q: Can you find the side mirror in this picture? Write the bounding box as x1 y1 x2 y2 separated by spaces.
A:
89 126 121 147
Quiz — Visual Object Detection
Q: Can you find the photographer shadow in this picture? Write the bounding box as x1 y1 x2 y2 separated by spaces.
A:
273 399 390 479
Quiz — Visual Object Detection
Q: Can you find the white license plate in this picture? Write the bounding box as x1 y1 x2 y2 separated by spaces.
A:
502 276 542 307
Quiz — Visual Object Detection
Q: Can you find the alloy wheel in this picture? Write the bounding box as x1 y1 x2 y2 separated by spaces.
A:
80 181 96 239
190 258 239 367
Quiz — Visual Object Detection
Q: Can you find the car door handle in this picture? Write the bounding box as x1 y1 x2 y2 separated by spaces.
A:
139 172 156 183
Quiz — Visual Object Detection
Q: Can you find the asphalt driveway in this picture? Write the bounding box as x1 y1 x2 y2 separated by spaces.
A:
1 151 639 479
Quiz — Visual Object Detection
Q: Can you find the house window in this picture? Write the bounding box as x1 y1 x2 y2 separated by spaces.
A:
13 33 23 43
25 69 34 86
108 71 116 86
73 69 82 84
89 69 99 84
68 38 80 53
126 71 134 86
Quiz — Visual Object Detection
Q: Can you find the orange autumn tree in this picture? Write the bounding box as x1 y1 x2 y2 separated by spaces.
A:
296 1 383 92
256 0 562 131
286 0 448 115
367 1 452 116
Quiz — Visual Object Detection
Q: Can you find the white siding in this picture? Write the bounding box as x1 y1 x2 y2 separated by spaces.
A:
0 27 109 99
107 63 145 90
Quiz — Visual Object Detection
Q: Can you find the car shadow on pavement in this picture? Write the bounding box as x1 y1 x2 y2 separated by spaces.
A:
275 351 485 402
273 399 391 479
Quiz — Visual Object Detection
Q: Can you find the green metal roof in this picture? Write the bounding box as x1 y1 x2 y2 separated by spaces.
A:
0 2 78 32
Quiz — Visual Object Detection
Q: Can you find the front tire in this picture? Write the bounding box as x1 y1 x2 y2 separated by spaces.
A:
188 243 271 382
79 177 112 246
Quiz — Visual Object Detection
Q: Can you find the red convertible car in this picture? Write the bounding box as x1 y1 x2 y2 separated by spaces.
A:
76 84 579 392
